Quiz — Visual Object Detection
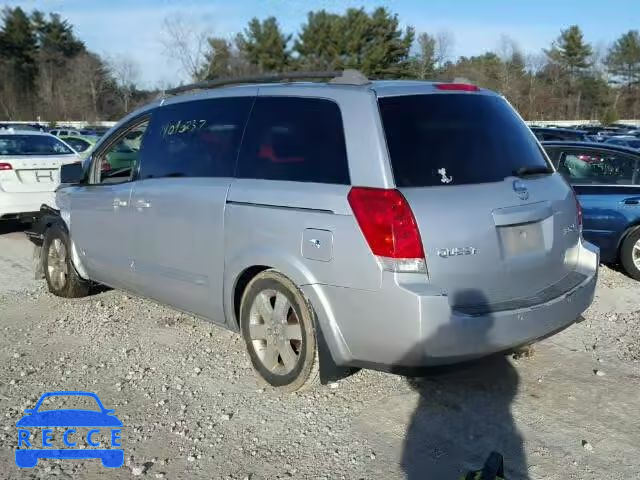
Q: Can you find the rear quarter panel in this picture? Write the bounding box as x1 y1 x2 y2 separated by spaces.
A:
222 180 382 329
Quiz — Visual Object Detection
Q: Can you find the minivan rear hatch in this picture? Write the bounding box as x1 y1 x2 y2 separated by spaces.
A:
377 91 582 311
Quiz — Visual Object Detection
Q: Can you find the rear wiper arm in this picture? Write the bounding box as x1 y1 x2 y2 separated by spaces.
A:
513 166 553 177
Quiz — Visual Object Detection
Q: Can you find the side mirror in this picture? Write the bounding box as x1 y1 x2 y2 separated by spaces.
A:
60 162 84 184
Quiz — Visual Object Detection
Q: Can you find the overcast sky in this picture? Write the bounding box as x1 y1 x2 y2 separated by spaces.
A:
6 0 639 87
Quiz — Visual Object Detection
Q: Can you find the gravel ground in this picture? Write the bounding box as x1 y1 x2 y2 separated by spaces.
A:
0 227 639 479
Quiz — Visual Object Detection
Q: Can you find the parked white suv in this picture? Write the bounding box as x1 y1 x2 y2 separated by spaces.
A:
0 131 79 221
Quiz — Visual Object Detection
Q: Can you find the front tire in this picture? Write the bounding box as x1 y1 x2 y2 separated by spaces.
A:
43 224 90 298
240 270 319 392
620 228 640 281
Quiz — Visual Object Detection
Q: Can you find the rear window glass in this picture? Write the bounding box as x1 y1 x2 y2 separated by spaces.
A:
237 97 349 184
0 134 74 156
378 94 550 187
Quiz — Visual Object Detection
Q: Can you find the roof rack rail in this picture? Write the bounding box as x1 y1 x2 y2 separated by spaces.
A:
164 69 369 95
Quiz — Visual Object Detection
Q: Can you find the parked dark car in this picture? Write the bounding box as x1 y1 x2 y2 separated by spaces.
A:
605 136 640 150
543 141 640 280
530 127 588 142
0 122 44 132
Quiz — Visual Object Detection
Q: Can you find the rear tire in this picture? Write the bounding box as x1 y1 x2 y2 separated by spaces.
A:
620 228 640 281
43 224 90 298
240 270 320 392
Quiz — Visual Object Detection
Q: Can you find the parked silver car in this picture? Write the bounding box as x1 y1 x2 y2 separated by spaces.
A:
31 71 599 391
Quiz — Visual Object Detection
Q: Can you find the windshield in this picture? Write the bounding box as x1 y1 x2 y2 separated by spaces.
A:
36 394 101 412
378 94 551 187
63 138 92 152
0 134 74 156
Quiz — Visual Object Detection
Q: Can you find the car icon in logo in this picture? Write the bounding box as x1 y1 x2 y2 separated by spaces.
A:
15 391 123 468
512 180 529 200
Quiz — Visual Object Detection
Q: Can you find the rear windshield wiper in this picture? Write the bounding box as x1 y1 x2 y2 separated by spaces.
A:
513 166 553 177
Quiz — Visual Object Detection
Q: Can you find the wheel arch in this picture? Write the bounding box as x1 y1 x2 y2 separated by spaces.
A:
31 209 90 281
616 221 640 259
224 252 352 374
223 248 320 331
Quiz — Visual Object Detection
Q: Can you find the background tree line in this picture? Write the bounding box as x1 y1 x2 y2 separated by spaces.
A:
0 6 147 122
2 5 639 122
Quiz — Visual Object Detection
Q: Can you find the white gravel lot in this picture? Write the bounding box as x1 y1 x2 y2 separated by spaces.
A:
0 223 639 480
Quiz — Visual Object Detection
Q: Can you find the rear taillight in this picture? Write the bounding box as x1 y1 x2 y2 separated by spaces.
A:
435 83 479 92
347 187 426 273
576 198 583 228
572 190 583 229
0 162 12 170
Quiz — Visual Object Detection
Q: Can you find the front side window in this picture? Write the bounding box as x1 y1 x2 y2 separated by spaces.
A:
94 120 149 184
237 97 350 184
138 97 254 179
557 148 640 185
0 134 74 156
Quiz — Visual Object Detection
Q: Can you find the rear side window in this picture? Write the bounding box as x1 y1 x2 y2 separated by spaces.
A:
237 97 349 184
378 94 550 187
139 97 253 179
556 148 640 185
64 137 91 152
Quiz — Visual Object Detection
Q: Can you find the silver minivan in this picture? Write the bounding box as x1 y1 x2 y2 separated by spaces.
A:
32 71 598 391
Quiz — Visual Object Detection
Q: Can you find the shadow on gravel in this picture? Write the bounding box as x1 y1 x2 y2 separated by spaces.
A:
397 289 529 480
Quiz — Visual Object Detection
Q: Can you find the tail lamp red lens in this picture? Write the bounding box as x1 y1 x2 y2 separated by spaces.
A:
347 187 426 273
570 188 583 228
0 162 12 170
575 195 583 227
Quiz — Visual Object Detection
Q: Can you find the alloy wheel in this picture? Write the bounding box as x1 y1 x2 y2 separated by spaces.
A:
247 289 303 375
47 238 68 290
633 238 640 270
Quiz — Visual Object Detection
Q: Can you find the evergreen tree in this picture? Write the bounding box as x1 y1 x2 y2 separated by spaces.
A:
294 7 413 77
201 37 234 79
294 10 343 70
606 30 640 88
545 25 592 75
0 7 38 95
236 17 291 72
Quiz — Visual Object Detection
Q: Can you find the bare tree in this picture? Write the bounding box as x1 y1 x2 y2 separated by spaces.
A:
160 15 211 81
496 35 525 102
525 53 547 119
434 30 455 68
109 56 140 114
70 53 109 120
497 35 519 62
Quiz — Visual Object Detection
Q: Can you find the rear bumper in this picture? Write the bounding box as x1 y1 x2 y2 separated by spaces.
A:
303 239 599 368
0 190 55 218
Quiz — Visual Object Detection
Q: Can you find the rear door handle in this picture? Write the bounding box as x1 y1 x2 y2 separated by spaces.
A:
135 199 151 209
112 198 128 208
